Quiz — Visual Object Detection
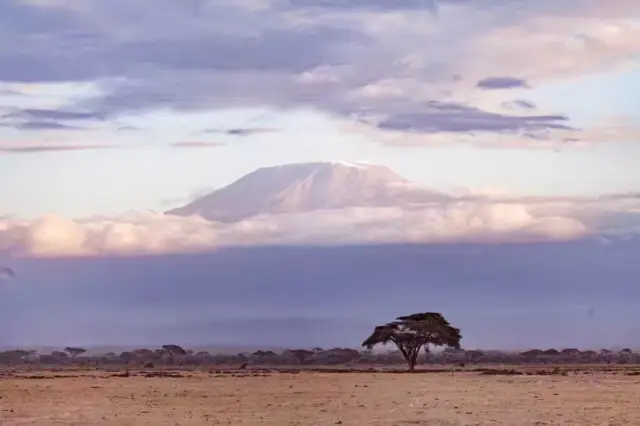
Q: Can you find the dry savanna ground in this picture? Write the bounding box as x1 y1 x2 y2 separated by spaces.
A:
2 366 640 425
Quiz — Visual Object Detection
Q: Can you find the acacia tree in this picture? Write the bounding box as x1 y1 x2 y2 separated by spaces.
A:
161 344 187 365
362 312 462 371
64 347 87 359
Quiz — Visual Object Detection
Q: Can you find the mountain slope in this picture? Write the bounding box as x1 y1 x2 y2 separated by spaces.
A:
166 161 448 222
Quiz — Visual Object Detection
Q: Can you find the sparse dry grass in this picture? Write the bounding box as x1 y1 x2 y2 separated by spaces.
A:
1 366 639 425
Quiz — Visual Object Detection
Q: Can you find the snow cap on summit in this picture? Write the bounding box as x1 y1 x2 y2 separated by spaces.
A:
166 161 430 222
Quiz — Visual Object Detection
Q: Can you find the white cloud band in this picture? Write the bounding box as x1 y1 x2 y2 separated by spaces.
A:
0 201 591 257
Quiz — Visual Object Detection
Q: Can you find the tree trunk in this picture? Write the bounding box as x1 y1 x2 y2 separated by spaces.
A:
407 358 416 371
407 346 421 371
398 350 415 370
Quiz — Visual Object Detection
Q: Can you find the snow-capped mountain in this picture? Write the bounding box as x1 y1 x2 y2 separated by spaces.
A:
166 161 450 222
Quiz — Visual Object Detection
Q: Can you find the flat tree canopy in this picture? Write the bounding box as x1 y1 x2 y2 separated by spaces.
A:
64 347 87 358
362 312 462 371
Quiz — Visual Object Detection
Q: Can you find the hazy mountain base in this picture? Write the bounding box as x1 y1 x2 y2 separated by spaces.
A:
3 241 639 349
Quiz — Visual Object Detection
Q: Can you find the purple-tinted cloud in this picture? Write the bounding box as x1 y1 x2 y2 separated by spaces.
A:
5 109 106 121
0 0 368 84
477 76 530 90
0 88 22 96
287 0 440 11
502 99 536 110
0 144 115 154
0 0 634 145
170 141 226 148
376 101 572 133
200 127 280 136
116 125 140 132
0 108 106 131
8 121 81 130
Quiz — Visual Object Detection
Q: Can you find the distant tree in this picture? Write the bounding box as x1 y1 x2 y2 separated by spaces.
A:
315 348 361 365
64 347 87 358
161 345 187 364
542 349 559 356
440 347 465 363
51 351 69 359
560 348 581 362
0 349 30 364
520 349 543 357
362 312 462 371
465 350 485 362
250 350 277 365
132 348 155 359
21 350 38 363
289 349 314 365
252 350 276 357
119 351 134 364
620 348 633 354
600 349 613 363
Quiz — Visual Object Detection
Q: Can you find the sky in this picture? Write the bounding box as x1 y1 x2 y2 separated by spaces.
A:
0 0 639 349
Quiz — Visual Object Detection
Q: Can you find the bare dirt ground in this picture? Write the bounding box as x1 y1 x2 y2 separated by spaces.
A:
1 366 639 425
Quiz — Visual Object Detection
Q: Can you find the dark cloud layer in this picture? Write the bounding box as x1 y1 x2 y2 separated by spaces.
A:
0 108 105 131
477 76 530 90
8 121 81 130
376 101 572 133
6 109 106 121
1 240 638 349
502 99 537 110
0 144 115 154
227 128 279 136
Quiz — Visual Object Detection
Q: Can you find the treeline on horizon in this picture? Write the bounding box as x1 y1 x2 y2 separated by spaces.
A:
1 312 638 369
1 345 638 368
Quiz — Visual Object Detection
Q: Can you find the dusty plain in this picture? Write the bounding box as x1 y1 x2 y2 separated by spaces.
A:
1 366 639 425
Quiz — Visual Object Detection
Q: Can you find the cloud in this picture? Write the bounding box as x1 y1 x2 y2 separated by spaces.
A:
5 121 82 130
285 0 440 12
501 99 536 110
170 141 226 148
477 77 530 90
0 0 637 147
0 144 116 154
0 88 22 96
0 200 599 257
0 107 106 130
202 127 280 136
116 125 139 131
373 101 572 133
3 108 105 121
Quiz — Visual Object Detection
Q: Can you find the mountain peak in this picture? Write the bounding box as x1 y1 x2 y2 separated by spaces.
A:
166 161 436 222
256 160 392 172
